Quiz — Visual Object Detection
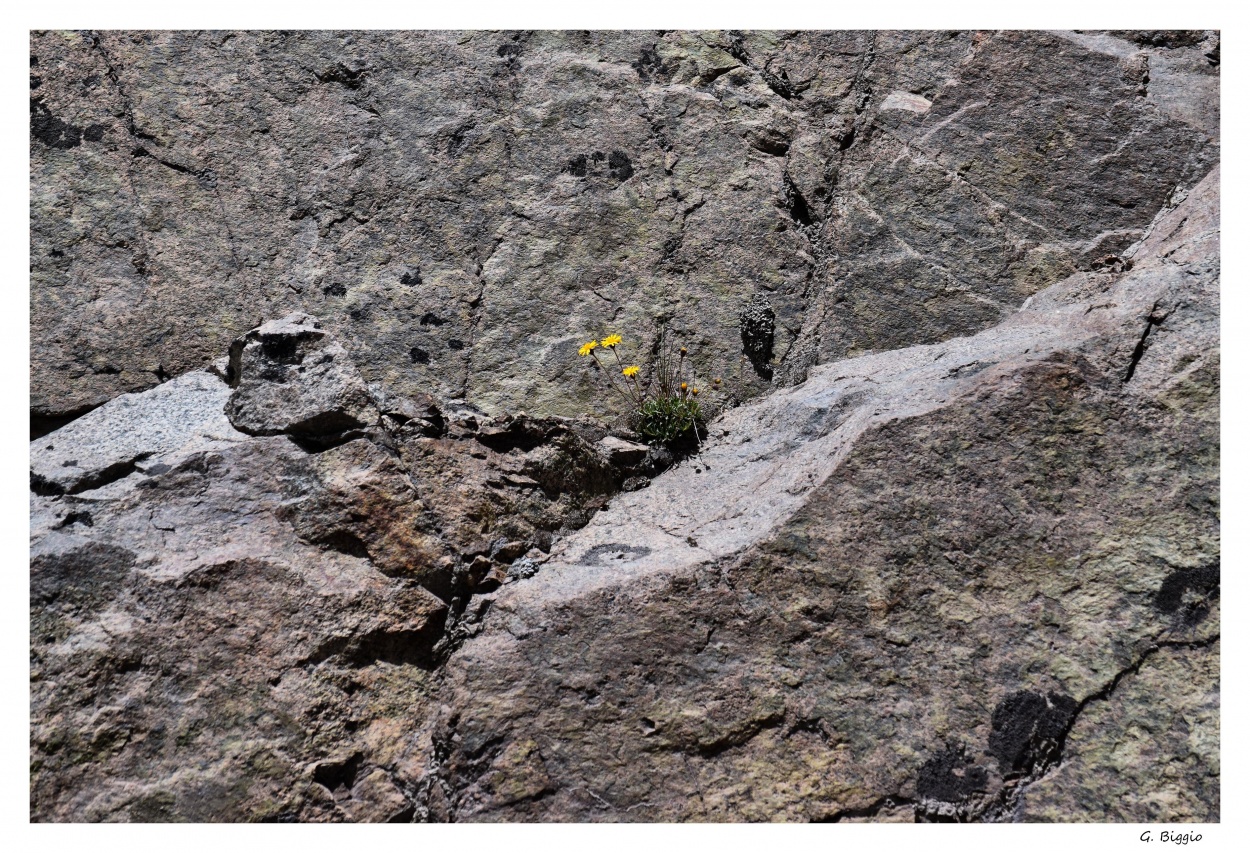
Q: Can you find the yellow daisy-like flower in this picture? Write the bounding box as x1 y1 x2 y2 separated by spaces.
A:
601 334 622 348
578 340 599 356
622 365 640 377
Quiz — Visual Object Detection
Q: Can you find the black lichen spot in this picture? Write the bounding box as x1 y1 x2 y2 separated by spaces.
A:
322 283 347 297
410 347 430 365
399 269 422 286
48 249 64 258
497 42 521 60
632 45 672 82
579 543 653 565
739 293 775 379
447 339 465 351
564 154 589 177
419 313 445 327
608 150 634 182
1154 562 1220 627
445 122 474 157
30 75 41 90
591 151 605 162
987 691 1078 776
83 124 106 142
661 235 682 261
349 307 368 322
916 744 988 804
30 97 83 149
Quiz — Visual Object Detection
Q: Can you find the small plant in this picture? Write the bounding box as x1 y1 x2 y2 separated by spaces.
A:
577 333 717 449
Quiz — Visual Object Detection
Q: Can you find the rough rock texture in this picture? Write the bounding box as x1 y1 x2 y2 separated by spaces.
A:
29 321 657 822
30 30 1218 824
427 165 1218 822
31 30 1218 425
224 312 380 437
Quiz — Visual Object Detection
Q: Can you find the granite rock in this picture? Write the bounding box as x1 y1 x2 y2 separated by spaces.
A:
30 30 1218 421
426 165 1219 822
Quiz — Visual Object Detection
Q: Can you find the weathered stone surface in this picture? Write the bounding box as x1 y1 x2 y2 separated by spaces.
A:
225 312 380 436
30 30 1218 421
29 30 1218 824
427 165 1218 822
29 327 652 822
30 370 244 495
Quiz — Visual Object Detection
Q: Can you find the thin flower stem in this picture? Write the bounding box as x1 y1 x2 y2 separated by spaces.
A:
590 350 634 406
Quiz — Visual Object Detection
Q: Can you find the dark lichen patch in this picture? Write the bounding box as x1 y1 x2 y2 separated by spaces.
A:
420 313 445 327
410 347 430 365
31 97 87 150
399 269 422 286
916 743 988 804
564 150 634 183
632 45 673 82
1154 562 1220 627
322 283 347 297
128 790 179 823
607 150 634 182
740 292 775 379
987 690 1078 776
447 339 465 351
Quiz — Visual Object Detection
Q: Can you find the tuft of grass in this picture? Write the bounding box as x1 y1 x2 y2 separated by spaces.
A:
638 395 701 445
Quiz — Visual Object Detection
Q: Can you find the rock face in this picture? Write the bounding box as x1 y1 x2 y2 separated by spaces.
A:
31 30 1218 425
30 321 658 822
30 30 1218 824
428 165 1219 822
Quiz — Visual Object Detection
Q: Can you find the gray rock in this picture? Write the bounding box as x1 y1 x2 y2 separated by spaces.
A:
225 312 380 436
30 370 243 495
597 435 650 468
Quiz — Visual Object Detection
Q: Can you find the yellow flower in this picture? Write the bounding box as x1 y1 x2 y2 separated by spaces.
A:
692 388 700 396
680 382 687 391
622 365 640 377
601 334 622 348
578 340 599 356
